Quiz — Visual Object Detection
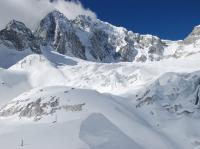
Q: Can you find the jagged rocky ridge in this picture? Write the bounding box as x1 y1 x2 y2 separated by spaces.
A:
0 20 41 53
0 10 200 62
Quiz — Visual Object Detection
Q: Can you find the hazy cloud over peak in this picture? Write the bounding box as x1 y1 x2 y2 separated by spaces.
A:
0 0 96 30
52 0 96 20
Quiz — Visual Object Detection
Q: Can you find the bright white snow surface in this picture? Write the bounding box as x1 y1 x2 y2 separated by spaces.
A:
1 46 200 149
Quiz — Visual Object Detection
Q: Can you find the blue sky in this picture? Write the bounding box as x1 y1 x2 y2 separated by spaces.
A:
79 0 200 40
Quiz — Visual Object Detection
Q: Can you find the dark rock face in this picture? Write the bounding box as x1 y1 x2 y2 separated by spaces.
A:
90 30 116 61
35 10 72 41
119 45 138 62
56 31 86 59
0 20 41 53
35 10 86 59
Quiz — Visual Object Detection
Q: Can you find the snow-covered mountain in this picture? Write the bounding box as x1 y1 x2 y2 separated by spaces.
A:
1 10 200 66
1 10 200 149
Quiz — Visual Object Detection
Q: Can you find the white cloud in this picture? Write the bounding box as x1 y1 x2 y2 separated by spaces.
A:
52 0 96 20
0 0 96 30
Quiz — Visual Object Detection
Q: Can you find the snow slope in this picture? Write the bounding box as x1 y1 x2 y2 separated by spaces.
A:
0 69 31 106
8 47 200 94
0 44 31 68
0 86 183 149
0 47 200 148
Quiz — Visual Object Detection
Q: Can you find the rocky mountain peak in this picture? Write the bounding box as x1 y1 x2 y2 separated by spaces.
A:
72 15 96 30
0 20 41 53
35 10 73 39
49 10 65 18
190 25 200 36
37 10 72 34
74 15 93 22
5 20 33 37
35 10 86 59
0 10 199 63
184 25 200 44
41 10 68 23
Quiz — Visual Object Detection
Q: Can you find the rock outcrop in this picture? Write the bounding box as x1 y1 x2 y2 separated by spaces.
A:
0 20 41 53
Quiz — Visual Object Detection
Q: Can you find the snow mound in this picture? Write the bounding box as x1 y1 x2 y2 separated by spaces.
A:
0 86 179 149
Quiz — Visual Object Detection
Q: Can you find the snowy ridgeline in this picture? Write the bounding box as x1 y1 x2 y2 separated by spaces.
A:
0 10 200 66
